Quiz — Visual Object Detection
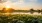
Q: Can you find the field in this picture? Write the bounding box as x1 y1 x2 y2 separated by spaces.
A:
0 14 42 23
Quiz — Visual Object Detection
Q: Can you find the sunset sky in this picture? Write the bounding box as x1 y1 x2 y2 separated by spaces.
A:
0 0 42 10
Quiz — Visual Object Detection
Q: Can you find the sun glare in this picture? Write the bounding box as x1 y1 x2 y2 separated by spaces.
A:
5 5 11 10
6 5 10 8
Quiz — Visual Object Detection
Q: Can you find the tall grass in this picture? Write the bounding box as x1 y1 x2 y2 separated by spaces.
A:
0 14 42 23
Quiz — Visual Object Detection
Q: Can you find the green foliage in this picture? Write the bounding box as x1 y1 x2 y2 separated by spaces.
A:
0 14 42 23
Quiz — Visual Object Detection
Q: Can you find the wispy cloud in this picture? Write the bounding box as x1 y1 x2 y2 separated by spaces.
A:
0 0 42 10
29 0 37 1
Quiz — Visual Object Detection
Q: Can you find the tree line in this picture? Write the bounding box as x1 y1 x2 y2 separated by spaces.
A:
0 8 42 14
29 8 42 14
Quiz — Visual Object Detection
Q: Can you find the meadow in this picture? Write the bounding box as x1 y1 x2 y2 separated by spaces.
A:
0 14 42 23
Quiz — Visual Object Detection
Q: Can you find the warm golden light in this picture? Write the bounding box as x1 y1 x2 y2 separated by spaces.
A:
6 6 10 10
4 4 11 10
5 5 10 8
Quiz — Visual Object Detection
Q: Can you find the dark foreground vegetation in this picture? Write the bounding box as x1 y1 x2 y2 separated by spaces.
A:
0 14 42 23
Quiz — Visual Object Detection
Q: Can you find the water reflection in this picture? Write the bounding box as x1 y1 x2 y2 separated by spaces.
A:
1 12 41 15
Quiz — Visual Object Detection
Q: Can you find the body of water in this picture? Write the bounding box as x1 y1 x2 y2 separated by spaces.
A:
0 12 41 15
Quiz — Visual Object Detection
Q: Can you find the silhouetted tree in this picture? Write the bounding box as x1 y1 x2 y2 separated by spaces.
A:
30 8 34 14
1 7 15 13
40 9 42 14
7 8 14 13
37 9 40 14
2 8 6 13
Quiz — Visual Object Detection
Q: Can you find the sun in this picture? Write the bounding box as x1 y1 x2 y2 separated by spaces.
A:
4 5 11 10
4 4 11 8
5 5 10 8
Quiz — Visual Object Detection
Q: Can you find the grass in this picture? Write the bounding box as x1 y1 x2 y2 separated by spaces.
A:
0 14 42 23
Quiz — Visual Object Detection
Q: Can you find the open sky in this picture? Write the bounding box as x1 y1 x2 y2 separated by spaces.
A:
0 0 42 10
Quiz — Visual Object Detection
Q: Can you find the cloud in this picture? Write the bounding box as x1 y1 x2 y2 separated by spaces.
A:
0 0 2 3
0 0 42 10
18 0 24 2
10 0 18 3
29 0 37 2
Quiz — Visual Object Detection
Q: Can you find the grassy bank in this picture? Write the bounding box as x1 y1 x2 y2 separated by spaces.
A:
0 14 42 23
